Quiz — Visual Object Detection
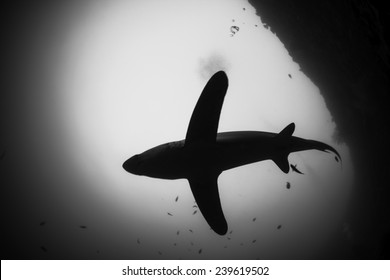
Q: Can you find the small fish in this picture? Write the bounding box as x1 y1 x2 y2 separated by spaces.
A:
224 245 228 249
96 250 100 254
40 246 47 252
79 225 87 229
177 230 180 235
189 229 193 233
243 7 246 11
277 225 282 230
167 212 173 216
252 240 256 243
0 150 5 160
288 74 292 78
227 237 231 240
198 249 202 254
255 24 258 27
137 238 140 244
158 251 162 255
252 217 256 222
173 243 177 246
191 242 194 246
290 164 304 174
286 182 291 189
175 196 179 202
229 230 233 234
335 156 339 162
192 210 197 215
240 243 243 246
39 221 46 226
192 205 198 208
230 26 240 36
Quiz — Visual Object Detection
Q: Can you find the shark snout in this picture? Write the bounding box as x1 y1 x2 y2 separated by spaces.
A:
123 155 141 175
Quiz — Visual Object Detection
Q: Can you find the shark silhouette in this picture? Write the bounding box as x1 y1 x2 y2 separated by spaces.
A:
123 71 341 235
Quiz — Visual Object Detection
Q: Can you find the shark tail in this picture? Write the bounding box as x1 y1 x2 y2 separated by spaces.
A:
307 139 342 164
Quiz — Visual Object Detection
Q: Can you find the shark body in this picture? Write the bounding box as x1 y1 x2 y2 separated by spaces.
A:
123 71 340 235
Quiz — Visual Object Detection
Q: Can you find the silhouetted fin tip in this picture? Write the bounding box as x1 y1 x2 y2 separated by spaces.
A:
273 154 290 173
213 70 228 81
277 123 295 138
214 224 228 235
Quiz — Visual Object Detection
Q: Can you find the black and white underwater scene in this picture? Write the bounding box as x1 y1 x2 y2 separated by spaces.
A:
2 0 389 260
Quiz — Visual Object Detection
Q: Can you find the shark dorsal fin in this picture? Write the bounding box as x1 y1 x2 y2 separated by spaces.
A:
276 123 295 139
272 154 290 173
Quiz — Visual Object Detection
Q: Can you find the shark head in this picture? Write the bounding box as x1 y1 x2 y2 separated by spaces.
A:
123 154 143 175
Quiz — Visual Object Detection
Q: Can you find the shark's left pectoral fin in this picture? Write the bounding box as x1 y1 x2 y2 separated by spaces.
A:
188 172 228 235
272 154 290 173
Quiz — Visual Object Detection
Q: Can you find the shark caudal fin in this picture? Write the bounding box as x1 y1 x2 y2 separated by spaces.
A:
307 139 342 165
272 123 295 173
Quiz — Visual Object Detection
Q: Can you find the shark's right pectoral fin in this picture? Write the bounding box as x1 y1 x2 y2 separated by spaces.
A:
188 173 228 235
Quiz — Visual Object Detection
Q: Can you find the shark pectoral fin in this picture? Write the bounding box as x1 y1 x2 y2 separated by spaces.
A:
276 123 295 139
185 71 228 146
188 173 228 235
272 154 290 173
